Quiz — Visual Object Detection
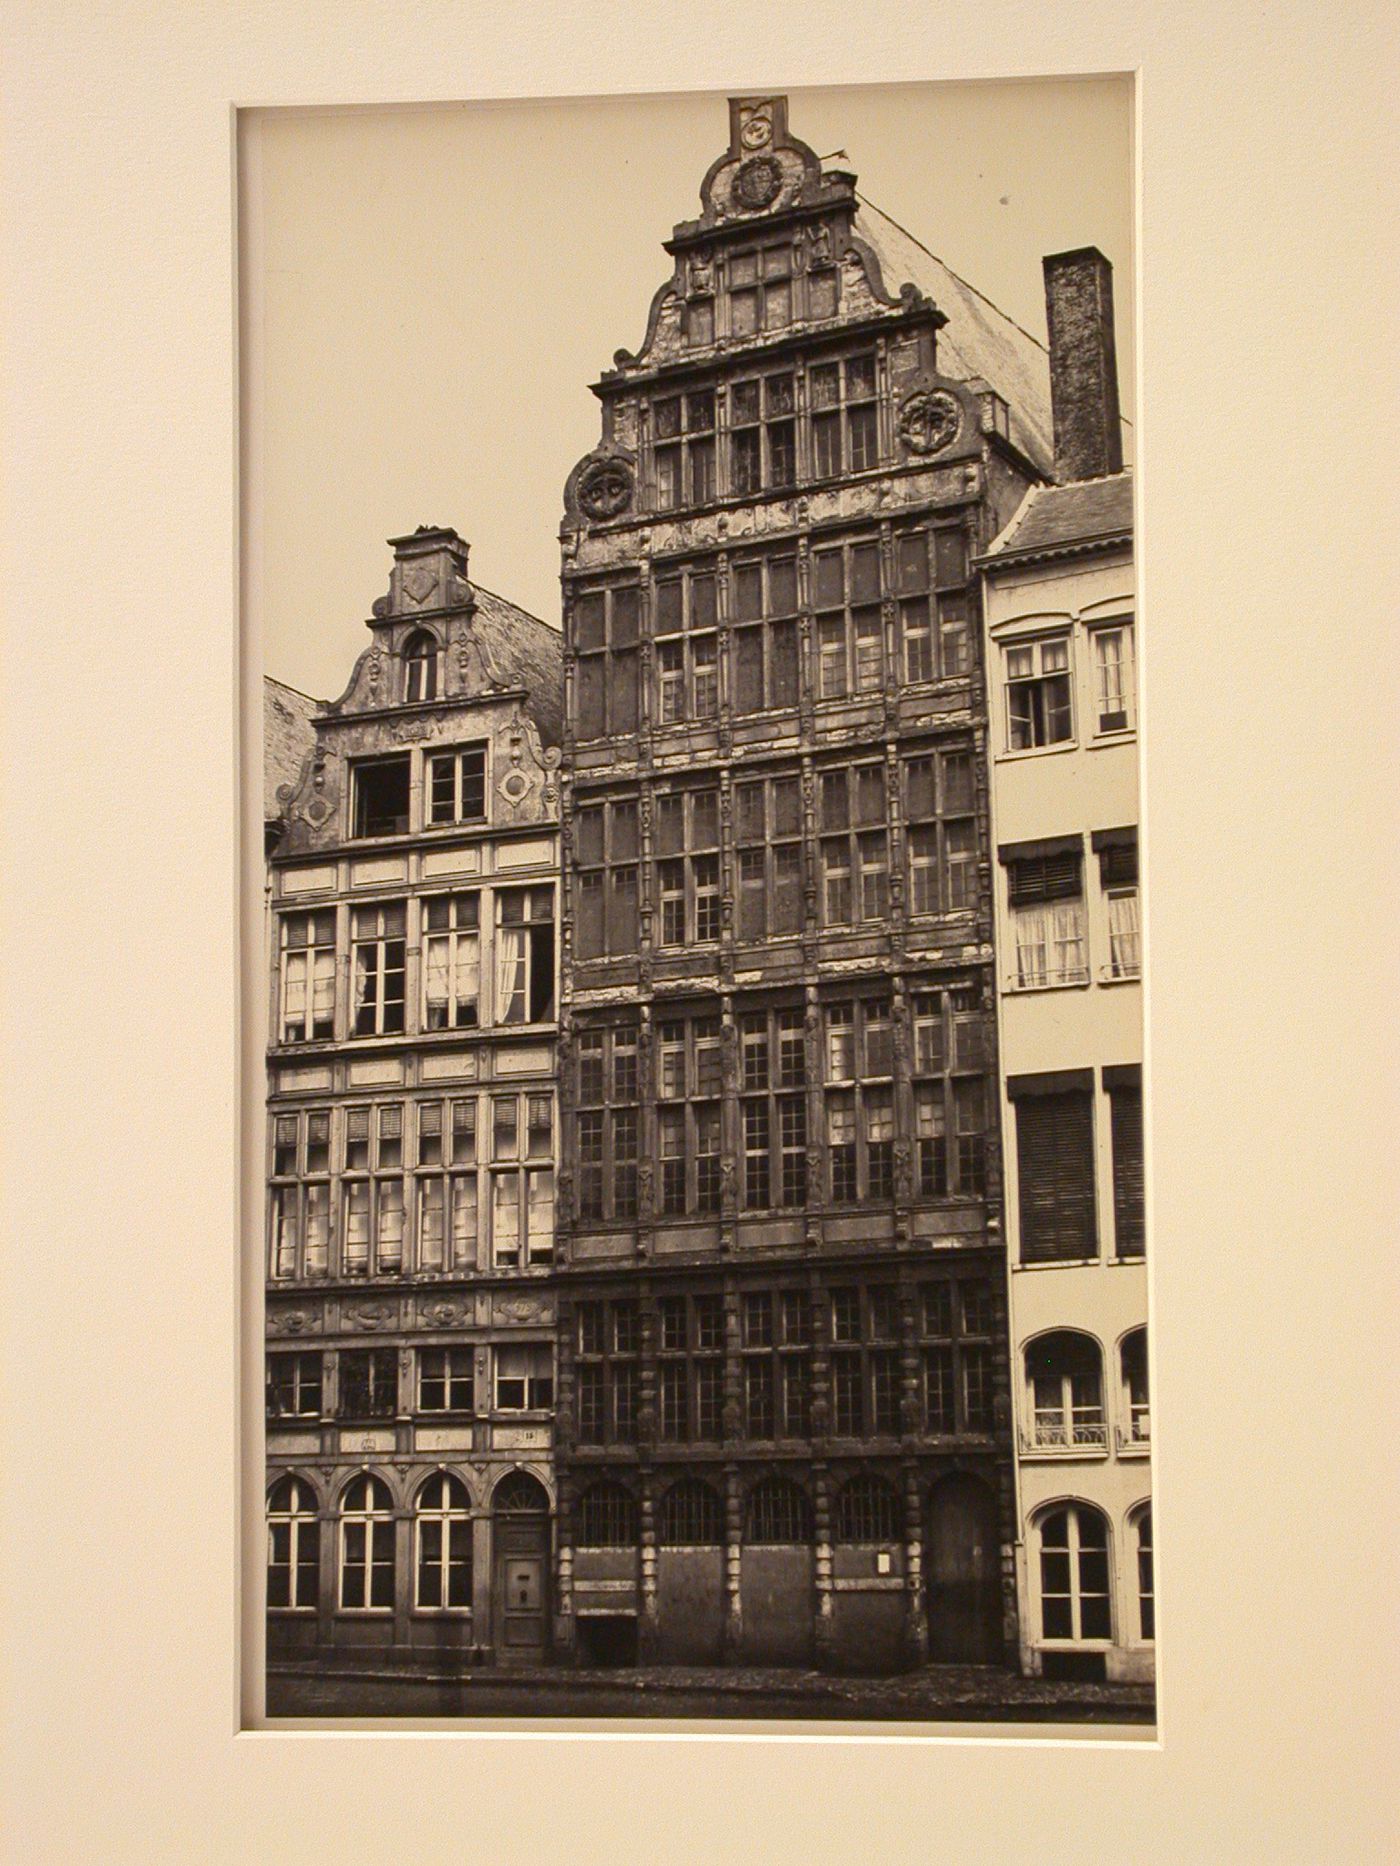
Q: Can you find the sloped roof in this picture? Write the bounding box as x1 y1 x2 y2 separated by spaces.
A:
854 198 1055 474
264 677 319 821
470 584 564 748
984 470 1134 564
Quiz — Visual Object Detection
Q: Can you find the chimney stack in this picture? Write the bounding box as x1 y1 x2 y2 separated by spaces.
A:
1042 247 1123 482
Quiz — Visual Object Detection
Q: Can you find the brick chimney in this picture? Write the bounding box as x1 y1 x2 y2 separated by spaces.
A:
1042 247 1123 482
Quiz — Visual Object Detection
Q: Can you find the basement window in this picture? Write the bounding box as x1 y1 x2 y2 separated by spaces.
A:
353 755 410 838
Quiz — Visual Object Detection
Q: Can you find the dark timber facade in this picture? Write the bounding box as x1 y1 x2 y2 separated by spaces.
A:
553 96 1054 1671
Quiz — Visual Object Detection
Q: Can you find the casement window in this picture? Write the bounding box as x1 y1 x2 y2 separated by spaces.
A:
340 1103 405 1275
656 1014 723 1217
657 1293 724 1443
734 1019 808 1209
1091 622 1135 734
728 243 793 336
905 748 977 916
266 1351 323 1419
1005 638 1073 750
1096 832 1140 980
823 998 895 1202
919 1279 995 1432
911 985 988 1198
495 886 555 1024
810 353 878 479
415 1474 471 1611
338 1348 397 1420
834 1473 900 1543
826 1284 904 1436
1026 1332 1107 1449
351 901 406 1034
729 373 796 495
494 1342 554 1413
734 774 803 940
573 583 641 743
731 554 800 714
267 1476 320 1610
576 1481 638 1547
425 745 487 826
894 524 972 681
352 755 411 838
653 786 721 945
269 1110 331 1278
279 911 336 1042
575 1300 641 1444
339 1474 394 1611
402 629 441 703
744 1476 812 1544
574 1025 640 1222
741 1288 814 1440
1121 1330 1150 1447
1134 1507 1154 1639
1006 847 1087 988
658 1478 724 1547
423 892 480 1029
819 764 889 925
489 1092 554 1267
574 797 638 961
1012 1077 1098 1262
414 1097 478 1271
652 569 718 724
684 294 715 347
1038 1504 1112 1641
417 1347 474 1414
812 538 883 698
1108 1066 1145 1257
653 389 716 510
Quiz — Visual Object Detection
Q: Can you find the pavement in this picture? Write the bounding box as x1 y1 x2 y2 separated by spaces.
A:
266 1660 1156 1727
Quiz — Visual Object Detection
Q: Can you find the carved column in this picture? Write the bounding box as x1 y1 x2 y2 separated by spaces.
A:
554 1471 575 1660
901 1458 929 1667
719 1002 739 1234
638 1466 660 1661
722 1461 744 1662
812 1460 836 1671
803 988 824 1221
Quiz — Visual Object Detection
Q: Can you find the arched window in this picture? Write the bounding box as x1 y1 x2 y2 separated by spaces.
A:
834 1473 900 1543
577 1481 637 1549
1025 1331 1106 1449
493 1468 550 1515
744 1476 813 1545
415 1473 472 1610
1134 1506 1154 1640
403 630 440 703
339 1473 394 1611
1121 1330 1149 1446
657 1478 723 1546
1037 1503 1112 1641
267 1475 319 1610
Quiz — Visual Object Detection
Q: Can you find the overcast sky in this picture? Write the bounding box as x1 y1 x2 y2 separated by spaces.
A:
245 78 1132 701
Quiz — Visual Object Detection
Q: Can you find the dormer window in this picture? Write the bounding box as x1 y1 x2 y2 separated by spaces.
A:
402 630 440 703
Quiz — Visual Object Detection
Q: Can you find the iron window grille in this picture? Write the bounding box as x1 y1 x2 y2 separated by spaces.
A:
744 1477 813 1544
657 1478 724 1546
834 1474 901 1544
576 1482 638 1548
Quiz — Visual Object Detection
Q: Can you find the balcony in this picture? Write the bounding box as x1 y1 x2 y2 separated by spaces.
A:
1022 1412 1109 1457
1118 1408 1151 1453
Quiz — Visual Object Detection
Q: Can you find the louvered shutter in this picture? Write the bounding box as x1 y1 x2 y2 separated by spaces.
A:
1111 1085 1145 1257
1017 1090 1097 1262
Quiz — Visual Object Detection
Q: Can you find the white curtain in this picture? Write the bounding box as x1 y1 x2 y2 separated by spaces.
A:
496 926 525 1023
1108 890 1140 976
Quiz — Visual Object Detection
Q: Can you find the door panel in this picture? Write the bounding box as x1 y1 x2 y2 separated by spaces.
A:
927 1474 1000 1662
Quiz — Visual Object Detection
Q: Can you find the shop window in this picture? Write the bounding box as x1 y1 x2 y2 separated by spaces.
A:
744 1477 812 1544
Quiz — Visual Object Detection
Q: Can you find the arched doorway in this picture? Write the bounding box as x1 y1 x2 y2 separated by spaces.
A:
926 1473 1001 1662
492 1468 551 1662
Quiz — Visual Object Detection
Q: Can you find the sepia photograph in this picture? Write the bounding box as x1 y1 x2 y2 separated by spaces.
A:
250 79 1149 1730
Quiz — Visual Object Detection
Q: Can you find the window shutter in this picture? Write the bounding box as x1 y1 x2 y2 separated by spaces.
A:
1017 1090 1097 1262
347 1108 370 1143
1008 850 1082 906
1111 1085 1145 1257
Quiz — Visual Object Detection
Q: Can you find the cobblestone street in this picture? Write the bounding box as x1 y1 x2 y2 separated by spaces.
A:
267 1663 1155 1727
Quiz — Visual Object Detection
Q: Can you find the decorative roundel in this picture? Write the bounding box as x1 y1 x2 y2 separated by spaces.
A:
733 153 783 211
740 113 773 150
897 387 964 456
577 457 634 521
500 771 529 804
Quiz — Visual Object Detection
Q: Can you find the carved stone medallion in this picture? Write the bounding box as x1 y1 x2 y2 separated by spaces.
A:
733 154 783 211
578 457 634 521
401 566 437 606
897 388 963 456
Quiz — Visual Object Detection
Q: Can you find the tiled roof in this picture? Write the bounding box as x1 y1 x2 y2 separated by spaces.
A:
853 199 1055 474
469 585 564 748
984 471 1134 563
264 677 319 821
